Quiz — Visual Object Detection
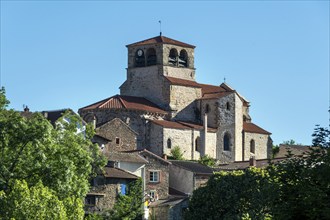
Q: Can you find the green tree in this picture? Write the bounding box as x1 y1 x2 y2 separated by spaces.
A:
0 89 106 219
185 145 330 220
198 154 216 167
170 146 184 160
184 168 274 220
312 124 330 148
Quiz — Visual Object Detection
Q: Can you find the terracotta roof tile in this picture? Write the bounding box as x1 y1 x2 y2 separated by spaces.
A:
127 35 195 48
165 76 201 88
105 151 148 163
243 122 271 135
104 167 138 179
79 95 167 114
170 160 214 175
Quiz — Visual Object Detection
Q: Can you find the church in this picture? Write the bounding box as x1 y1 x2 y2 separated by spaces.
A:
78 34 272 162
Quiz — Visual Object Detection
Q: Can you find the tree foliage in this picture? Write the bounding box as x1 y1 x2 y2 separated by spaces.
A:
170 146 184 160
312 124 330 148
0 89 106 219
185 144 330 219
198 154 216 167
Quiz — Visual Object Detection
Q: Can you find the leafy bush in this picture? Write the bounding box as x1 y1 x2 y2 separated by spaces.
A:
170 146 184 160
198 155 216 167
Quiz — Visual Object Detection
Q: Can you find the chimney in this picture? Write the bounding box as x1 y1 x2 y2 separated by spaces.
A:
24 106 29 112
163 154 167 160
92 115 97 129
202 113 208 156
249 156 256 167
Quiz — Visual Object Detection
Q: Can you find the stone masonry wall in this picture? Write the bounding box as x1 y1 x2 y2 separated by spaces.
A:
234 94 243 161
89 177 135 211
120 65 170 110
170 85 201 121
243 132 269 161
96 118 137 152
142 153 169 200
217 93 236 162
200 99 219 128
80 109 157 149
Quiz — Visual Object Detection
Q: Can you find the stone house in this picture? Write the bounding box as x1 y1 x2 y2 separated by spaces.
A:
79 34 272 163
106 149 171 200
85 165 139 213
169 160 214 195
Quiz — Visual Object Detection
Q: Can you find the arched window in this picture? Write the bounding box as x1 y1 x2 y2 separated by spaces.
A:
179 50 188 67
167 138 172 149
226 102 230 111
205 104 210 114
168 49 178 66
135 49 145 67
146 48 157 66
250 139 255 154
224 133 230 151
195 136 201 152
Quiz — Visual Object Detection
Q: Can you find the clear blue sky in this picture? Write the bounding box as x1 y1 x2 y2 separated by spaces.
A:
1 1 329 145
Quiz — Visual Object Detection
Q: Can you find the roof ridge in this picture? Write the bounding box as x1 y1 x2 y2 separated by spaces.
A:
117 95 128 109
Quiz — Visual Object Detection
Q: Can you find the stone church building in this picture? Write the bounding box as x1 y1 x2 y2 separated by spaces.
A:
79 35 272 162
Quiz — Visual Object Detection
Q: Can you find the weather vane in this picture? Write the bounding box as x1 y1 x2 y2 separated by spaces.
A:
159 20 162 36
224 77 226 83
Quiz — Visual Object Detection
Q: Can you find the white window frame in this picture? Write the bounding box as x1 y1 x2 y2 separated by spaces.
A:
149 171 160 183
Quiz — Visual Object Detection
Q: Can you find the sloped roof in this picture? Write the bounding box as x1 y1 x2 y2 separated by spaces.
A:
243 122 271 135
127 35 195 48
165 76 201 88
104 167 138 179
105 151 148 163
170 160 214 175
124 149 171 165
274 145 312 158
79 95 167 114
151 120 217 132
214 158 286 171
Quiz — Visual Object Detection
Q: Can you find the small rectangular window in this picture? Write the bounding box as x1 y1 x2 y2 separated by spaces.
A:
149 171 159 183
120 183 127 195
115 137 120 145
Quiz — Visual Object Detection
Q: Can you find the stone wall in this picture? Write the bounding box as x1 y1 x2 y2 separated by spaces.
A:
96 118 137 152
216 93 236 162
200 99 219 128
169 85 201 121
88 177 135 211
80 109 156 149
234 94 243 161
120 65 170 110
243 132 270 161
141 151 170 200
148 122 164 156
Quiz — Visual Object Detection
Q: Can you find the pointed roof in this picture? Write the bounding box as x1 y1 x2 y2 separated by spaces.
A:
79 95 167 114
127 35 195 48
243 122 271 135
104 167 138 179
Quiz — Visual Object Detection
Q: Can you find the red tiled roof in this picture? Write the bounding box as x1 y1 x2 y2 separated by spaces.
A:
104 167 138 179
124 149 172 165
243 122 271 135
127 35 195 48
151 120 217 132
165 76 201 88
79 95 167 114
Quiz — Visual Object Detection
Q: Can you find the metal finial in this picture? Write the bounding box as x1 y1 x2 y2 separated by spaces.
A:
159 20 162 36
224 77 226 83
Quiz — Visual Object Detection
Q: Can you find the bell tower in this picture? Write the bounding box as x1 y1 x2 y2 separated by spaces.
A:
120 35 196 109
